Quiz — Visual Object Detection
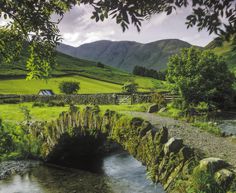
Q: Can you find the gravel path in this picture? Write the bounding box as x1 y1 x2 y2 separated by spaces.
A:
125 111 236 168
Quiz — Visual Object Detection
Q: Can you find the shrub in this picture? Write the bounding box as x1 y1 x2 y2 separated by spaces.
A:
59 81 80 94
47 101 65 107
32 102 45 107
96 62 105 68
122 82 138 94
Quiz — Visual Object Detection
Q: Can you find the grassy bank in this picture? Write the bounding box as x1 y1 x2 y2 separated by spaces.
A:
158 103 222 136
0 75 170 95
0 103 149 123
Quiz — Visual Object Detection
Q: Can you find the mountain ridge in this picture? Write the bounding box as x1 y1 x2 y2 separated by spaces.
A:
57 39 197 72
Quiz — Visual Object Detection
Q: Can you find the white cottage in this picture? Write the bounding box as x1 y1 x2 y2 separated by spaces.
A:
38 89 55 96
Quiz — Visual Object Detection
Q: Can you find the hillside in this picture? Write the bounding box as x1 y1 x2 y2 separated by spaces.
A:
0 51 170 94
0 52 130 85
57 39 195 72
206 38 236 71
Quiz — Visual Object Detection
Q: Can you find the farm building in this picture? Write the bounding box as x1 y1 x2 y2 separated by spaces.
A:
38 89 55 96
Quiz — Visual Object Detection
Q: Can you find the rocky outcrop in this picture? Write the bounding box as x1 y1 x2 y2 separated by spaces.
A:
29 107 236 193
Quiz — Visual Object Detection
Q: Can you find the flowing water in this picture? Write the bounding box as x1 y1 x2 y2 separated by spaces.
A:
0 152 164 193
216 112 236 135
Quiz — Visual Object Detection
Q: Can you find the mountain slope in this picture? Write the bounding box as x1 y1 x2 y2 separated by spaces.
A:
0 52 130 85
57 39 194 72
0 51 170 93
206 38 236 71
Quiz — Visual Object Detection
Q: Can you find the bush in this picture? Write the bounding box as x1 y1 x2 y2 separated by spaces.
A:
96 62 105 68
122 82 138 94
59 81 80 94
47 101 65 107
32 102 45 107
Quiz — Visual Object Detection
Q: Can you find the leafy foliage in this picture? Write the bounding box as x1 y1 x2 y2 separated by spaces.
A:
59 81 80 94
122 82 138 94
167 47 235 108
133 66 166 80
96 62 105 68
0 119 15 155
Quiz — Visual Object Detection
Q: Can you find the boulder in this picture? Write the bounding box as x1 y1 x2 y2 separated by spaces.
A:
215 169 234 187
199 158 229 173
148 104 159 113
164 138 183 155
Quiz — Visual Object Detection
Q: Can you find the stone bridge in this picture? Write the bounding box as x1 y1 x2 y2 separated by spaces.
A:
30 106 236 193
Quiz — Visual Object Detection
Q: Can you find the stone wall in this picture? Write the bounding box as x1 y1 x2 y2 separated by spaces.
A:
29 107 236 193
20 92 153 105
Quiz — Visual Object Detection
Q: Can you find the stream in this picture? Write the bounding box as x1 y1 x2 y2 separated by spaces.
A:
0 152 165 193
216 112 236 135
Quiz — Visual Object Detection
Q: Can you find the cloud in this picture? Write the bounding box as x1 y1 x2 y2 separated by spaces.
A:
57 5 216 47
1 5 215 47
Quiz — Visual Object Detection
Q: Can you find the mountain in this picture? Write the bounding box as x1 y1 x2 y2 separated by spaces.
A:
57 39 195 72
205 38 236 71
0 51 131 85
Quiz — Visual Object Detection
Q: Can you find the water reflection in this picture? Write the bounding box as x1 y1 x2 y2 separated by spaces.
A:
216 112 236 135
103 152 164 193
0 152 164 193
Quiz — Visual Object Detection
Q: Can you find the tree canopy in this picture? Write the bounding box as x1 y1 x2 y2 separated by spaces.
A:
59 81 80 94
0 0 235 78
167 47 235 108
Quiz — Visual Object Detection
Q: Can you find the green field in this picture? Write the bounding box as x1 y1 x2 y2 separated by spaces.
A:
0 76 122 94
0 51 170 94
0 103 149 123
0 75 170 94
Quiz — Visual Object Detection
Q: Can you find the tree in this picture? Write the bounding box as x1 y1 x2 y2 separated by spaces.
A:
167 47 235 108
59 81 80 94
133 65 166 80
0 0 235 78
122 82 138 94
96 62 105 68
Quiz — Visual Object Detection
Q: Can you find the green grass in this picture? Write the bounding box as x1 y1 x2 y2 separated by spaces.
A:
0 103 69 122
0 76 123 94
192 121 221 136
206 39 236 72
0 51 170 94
0 103 149 123
0 75 169 94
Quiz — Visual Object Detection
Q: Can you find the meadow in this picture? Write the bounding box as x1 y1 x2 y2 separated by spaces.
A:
0 103 149 123
0 75 169 95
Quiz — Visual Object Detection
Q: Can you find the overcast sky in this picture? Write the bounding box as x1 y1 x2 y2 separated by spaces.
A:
0 4 216 47
58 5 216 47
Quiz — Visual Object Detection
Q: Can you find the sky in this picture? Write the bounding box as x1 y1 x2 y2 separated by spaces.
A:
57 5 216 47
0 4 217 47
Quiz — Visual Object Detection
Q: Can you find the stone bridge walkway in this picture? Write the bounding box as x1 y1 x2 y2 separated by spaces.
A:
124 111 236 168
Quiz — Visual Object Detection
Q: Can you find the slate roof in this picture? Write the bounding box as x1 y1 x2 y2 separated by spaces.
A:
38 89 55 96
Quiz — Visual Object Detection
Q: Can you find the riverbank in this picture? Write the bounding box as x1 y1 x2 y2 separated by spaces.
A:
0 160 41 180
